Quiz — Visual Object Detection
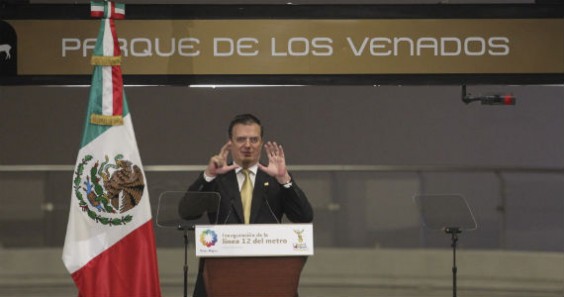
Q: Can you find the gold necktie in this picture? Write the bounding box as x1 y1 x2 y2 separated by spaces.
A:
240 169 253 224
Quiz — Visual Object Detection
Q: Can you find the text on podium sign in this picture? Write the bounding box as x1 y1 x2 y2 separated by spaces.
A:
195 224 314 257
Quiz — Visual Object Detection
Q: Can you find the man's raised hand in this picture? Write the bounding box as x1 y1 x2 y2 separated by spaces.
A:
258 141 291 184
205 141 239 177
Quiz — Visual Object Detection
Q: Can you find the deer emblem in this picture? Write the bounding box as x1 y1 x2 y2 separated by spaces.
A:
0 44 11 60
294 229 305 243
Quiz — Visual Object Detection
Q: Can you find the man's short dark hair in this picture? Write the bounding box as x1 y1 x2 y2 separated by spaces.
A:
228 114 263 139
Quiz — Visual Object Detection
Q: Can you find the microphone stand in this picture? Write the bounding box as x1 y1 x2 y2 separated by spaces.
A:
179 225 195 297
444 227 461 297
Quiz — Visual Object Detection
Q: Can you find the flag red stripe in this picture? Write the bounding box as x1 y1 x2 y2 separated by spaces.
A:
90 11 103 18
107 16 123 116
71 221 161 297
109 1 115 18
109 17 121 56
112 66 123 115
108 2 125 19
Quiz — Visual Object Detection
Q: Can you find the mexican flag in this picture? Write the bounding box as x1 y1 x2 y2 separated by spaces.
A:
62 2 161 296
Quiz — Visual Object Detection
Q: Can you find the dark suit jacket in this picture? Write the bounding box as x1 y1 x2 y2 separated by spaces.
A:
188 169 313 225
187 167 314 296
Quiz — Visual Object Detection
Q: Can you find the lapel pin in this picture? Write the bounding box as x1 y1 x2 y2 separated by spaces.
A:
264 182 269 187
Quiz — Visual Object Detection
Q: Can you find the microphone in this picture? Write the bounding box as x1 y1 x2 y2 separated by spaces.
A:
222 199 235 224
264 196 280 224
263 181 280 224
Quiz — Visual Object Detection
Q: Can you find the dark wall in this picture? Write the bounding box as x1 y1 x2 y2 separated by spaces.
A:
1 85 563 251
2 85 564 167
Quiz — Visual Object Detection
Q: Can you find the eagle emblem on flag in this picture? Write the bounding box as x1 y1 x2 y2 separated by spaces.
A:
73 153 145 225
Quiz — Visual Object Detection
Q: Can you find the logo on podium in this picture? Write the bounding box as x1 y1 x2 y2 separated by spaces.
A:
293 229 308 251
199 229 218 248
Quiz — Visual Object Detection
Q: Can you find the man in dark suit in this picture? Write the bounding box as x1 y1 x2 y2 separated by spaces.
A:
187 113 314 296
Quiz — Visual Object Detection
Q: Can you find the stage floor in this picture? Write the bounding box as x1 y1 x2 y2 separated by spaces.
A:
1 284 562 297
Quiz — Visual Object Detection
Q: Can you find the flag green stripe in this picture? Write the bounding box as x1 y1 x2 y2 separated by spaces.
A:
94 19 106 56
80 67 130 148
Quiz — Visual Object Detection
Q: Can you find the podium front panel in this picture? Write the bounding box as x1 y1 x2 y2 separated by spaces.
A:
203 256 306 297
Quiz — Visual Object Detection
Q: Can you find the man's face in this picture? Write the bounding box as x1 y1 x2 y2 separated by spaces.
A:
230 123 263 168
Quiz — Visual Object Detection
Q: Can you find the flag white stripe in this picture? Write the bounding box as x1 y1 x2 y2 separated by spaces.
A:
101 67 113 115
101 19 114 116
108 2 113 18
114 4 125 16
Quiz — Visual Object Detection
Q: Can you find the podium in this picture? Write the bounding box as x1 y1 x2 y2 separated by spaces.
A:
203 256 306 297
195 224 314 297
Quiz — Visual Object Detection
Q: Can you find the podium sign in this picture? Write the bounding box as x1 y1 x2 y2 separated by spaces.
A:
195 224 314 257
